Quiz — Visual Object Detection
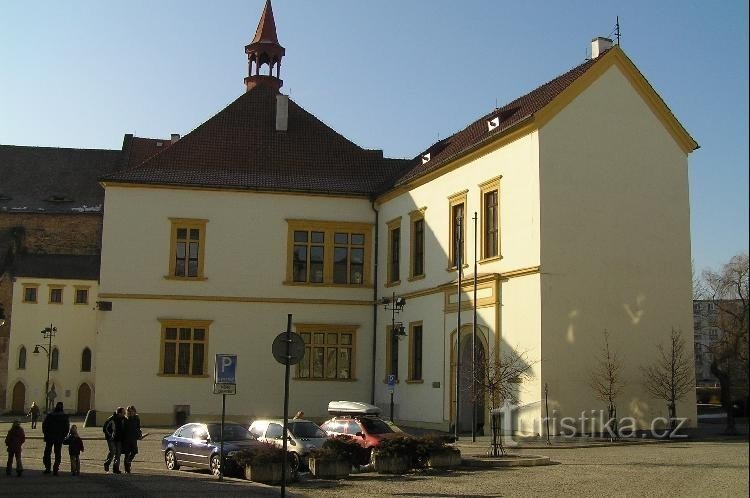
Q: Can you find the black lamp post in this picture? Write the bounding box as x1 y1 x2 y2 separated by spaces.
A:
381 292 406 421
33 324 57 413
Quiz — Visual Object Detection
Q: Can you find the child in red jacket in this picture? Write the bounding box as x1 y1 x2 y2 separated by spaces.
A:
5 420 25 476
64 425 85 475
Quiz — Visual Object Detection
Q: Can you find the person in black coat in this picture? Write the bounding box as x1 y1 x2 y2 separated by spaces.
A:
123 405 142 473
102 407 126 474
42 402 70 475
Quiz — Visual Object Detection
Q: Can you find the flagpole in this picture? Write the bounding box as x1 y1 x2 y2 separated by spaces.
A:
472 211 478 442
454 214 462 441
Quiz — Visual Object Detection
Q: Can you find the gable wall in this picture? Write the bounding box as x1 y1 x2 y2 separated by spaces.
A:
538 63 696 430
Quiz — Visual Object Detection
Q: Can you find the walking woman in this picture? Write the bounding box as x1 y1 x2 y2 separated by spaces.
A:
123 405 142 473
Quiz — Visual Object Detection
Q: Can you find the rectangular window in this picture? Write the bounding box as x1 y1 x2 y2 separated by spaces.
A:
168 218 208 279
159 320 211 376
448 191 467 269
390 228 400 284
22 285 38 303
409 208 426 279
386 217 402 286
333 232 366 284
408 322 423 381
295 324 356 380
74 287 89 305
49 286 64 304
286 220 372 286
479 177 501 261
293 230 325 283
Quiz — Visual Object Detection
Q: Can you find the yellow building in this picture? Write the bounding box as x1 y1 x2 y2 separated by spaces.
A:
13 2 698 433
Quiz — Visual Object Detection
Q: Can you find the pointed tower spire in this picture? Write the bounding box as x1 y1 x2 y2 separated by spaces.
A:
245 0 285 92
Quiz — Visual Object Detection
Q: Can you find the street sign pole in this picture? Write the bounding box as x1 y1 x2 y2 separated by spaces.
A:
219 393 226 481
281 313 292 498
213 354 237 481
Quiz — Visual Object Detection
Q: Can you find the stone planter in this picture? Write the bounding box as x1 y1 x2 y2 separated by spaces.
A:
372 453 411 474
427 449 462 469
308 458 350 479
244 463 295 484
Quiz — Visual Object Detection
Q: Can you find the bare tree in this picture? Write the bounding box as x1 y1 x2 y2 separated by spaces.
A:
642 328 693 429
469 347 536 456
589 330 624 438
702 253 749 434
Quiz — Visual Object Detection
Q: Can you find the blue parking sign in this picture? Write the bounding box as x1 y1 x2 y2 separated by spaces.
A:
387 374 396 387
215 354 237 384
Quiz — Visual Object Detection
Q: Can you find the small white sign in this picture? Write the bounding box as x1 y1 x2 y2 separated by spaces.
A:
213 383 236 395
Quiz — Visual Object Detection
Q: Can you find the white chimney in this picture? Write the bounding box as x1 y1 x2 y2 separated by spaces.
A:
276 94 289 131
591 37 613 59
170 133 180 143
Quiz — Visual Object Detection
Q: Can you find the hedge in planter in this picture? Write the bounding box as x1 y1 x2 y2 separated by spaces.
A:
308 435 370 478
235 443 297 484
413 434 461 469
372 434 417 474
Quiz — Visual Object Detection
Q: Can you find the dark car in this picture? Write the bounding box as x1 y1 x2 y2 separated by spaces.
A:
161 422 259 476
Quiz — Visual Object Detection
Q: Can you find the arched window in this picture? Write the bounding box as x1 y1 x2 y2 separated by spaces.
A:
18 346 27 370
51 347 60 370
81 347 92 372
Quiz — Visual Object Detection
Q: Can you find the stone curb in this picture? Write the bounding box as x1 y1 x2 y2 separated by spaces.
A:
461 454 554 467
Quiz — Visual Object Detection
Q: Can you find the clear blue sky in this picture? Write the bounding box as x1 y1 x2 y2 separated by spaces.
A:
1 0 747 275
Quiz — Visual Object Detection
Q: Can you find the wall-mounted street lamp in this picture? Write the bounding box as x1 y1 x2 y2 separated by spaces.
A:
33 324 57 413
381 293 407 337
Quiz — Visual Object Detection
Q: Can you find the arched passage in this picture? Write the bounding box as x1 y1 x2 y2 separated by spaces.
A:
11 381 26 414
77 383 92 415
449 324 488 434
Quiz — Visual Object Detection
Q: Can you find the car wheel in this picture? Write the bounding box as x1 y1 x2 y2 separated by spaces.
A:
210 454 221 476
165 449 180 470
288 452 300 472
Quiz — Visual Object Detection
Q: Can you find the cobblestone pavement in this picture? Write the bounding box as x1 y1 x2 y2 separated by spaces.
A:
1 419 747 497
291 441 749 498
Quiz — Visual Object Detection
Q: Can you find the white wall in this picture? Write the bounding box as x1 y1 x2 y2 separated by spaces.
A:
539 63 697 430
98 187 377 423
375 131 543 430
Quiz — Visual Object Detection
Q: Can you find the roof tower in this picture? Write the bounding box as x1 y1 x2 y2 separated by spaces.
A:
245 0 285 92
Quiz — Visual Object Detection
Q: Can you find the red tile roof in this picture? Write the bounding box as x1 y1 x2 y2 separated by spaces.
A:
392 54 602 186
103 85 409 196
105 52 608 196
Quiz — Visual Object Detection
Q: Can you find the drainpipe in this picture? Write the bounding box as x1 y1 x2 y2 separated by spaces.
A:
370 199 379 404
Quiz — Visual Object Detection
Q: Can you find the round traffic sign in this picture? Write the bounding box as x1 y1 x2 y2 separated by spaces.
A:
272 332 306 365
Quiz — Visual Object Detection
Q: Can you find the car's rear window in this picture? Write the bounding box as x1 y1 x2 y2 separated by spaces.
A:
359 417 393 435
290 421 326 438
208 424 255 442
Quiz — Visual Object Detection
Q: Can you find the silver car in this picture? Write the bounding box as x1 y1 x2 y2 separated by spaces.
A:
249 419 327 470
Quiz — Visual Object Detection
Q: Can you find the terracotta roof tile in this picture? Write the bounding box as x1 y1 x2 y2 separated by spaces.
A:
392 54 603 187
104 85 408 196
